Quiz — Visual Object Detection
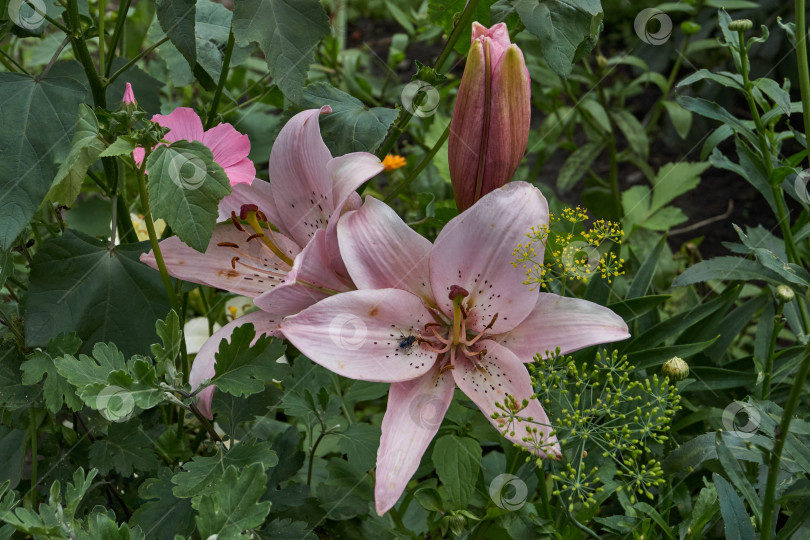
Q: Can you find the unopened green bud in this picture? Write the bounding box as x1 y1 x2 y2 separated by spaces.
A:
596 54 608 69
728 19 753 32
662 357 689 381
447 514 466 537
680 21 701 35
776 285 795 303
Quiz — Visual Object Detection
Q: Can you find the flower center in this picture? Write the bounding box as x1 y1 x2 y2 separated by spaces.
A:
416 286 498 373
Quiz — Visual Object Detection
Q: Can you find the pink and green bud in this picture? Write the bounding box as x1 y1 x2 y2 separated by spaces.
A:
122 82 137 106
448 22 531 212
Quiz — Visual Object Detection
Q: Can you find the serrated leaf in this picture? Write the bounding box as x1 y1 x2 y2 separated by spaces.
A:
0 73 86 250
99 137 137 158
192 463 271 537
172 441 278 498
432 435 482 508
336 423 380 472
232 0 330 100
209 323 287 397
88 420 160 476
20 350 82 414
152 310 182 367
48 104 105 206
25 230 171 356
295 83 399 155
129 468 195 540
145 141 231 252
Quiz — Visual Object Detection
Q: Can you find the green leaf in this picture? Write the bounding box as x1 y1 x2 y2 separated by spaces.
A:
627 235 666 299
611 109 649 160
48 104 105 206
673 257 784 288
151 310 182 367
0 73 86 250
677 96 757 145
296 82 399 155
0 428 25 489
145 141 231 253
260 518 317 540
607 295 670 322
129 468 196 540
88 419 160 476
336 423 380 472
713 473 755 540
99 137 137 158
21 350 83 414
632 503 675 539
662 100 692 139
25 230 171 356
232 0 330 100
557 141 604 191
155 0 197 74
650 162 709 214
714 432 761 523
172 441 278 498
429 0 492 54
682 482 719 540
754 78 790 116
192 463 271 537
210 323 287 398
432 435 482 508
512 0 603 78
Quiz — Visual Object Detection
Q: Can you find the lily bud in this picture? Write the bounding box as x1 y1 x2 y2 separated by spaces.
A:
448 22 530 212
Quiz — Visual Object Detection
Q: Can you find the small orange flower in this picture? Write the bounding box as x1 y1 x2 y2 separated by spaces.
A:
382 154 407 171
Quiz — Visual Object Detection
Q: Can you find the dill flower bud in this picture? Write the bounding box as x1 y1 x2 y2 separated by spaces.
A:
728 19 753 31
662 357 689 381
775 285 795 303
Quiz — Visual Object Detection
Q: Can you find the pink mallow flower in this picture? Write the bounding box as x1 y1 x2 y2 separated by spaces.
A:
141 107 383 417
122 82 137 106
133 107 256 186
280 182 630 515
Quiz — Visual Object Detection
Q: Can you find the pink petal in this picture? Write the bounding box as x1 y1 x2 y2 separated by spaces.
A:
429 182 547 333
222 159 256 186
375 365 455 515
152 107 205 143
122 82 136 105
189 311 282 419
327 152 384 207
133 146 145 167
323 190 361 280
254 228 352 315
139 225 298 298
217 180 285 230
338 196 433 301
495 293 630 361
472 22 511 65
453 340 560 458
269 107 334 247
280 289 438 382
202 124 251 167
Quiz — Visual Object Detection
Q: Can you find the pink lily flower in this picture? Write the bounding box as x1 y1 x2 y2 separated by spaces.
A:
448 22 531 211
133 107 256 186
280 182 630 515
141 107 384 417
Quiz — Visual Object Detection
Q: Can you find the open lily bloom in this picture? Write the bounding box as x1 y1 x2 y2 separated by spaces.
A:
280 182 630 515
141 107 383 417
133 107 256 186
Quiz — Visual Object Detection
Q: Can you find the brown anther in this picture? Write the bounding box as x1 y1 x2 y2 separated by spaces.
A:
424 322 442 330
239 204 259 220
483 313 498 331
217 242 239 248
440 363 456 374
230 256 240 269
230 211 246 232
459 303 469 319
256 210 268 222
448 285 469 301
246 233 265 242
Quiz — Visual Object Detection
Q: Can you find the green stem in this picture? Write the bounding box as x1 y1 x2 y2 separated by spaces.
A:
761 299 785 400
384 123 451 202
539 469 553 521
646 35 691 133
27 407 39 509
307 430 328 486
67 0 105 107
374 0 481 161
205 28 236 129
796 0 810 160
760 345 810 540
106 36 170 87
104 0 132 76
98 0 106 74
